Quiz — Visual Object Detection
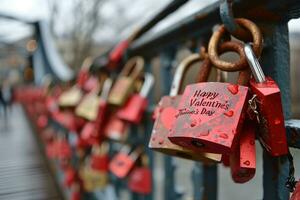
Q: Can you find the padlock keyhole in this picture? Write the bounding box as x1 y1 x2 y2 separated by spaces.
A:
191 139 205 148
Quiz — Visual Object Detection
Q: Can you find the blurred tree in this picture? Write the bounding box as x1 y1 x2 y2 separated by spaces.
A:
48 0 107 70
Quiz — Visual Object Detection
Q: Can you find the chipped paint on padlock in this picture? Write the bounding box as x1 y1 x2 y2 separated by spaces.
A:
169 82 249 154
149 53 222 162
169 41 251 154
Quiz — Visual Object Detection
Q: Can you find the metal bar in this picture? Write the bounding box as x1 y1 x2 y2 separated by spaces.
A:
260 22 290 200
129 0 300 57
286 119 300 148
131 0 189 40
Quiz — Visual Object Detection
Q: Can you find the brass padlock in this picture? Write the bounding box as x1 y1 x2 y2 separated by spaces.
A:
149 52 221 162
108 56 144 106
75 75 112 121
58 86 82 107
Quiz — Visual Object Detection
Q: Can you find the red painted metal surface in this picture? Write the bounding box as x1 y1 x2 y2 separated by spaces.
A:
169 82 249 154
230 120 256 183
250 77 288 156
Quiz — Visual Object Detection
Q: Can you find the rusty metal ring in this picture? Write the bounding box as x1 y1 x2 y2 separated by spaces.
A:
212 40 248 72
208 18 263 71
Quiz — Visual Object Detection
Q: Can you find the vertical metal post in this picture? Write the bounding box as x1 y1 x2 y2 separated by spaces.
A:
160 46 183 200
260 22 291 200
192 162 204 199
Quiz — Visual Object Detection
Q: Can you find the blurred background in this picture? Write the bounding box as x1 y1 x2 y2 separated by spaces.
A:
0 0 299 200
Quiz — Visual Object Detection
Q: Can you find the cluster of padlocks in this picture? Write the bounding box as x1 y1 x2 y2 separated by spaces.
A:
149 18 290 183
14 16 300 200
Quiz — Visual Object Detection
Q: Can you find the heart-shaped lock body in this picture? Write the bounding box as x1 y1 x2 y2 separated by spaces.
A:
169 42 251 154
108 56 144 106
149 52 221 162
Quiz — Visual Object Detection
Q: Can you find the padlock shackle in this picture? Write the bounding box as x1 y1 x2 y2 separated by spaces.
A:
169 54 203 96
244 44 266 83
81 56 93 71
140 72 155 98
120 56 144 80
100 78 113 100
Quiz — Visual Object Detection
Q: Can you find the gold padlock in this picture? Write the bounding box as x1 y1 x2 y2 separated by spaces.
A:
58 86 82 107
108 56 144 106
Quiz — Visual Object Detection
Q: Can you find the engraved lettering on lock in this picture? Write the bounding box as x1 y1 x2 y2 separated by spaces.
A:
189 98 229 110
193 90 219 100
175 108 199 118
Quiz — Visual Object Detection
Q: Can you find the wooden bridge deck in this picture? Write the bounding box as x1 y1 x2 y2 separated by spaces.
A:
0 104 61 200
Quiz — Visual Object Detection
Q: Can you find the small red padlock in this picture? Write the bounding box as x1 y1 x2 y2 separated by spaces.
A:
90 143 110 172
109 40 129 68
37 114 48 129
116 72 154 124
169 43 250 154
70 183 81 200
83 75 99 93
80 122 100 146
56 137 72 160
46 141 57 159
244 44 288 156
64 165 77 188
52 110 77 132
230 120 256 183
128 154 152 195
109 146 142 178
104 115 129 141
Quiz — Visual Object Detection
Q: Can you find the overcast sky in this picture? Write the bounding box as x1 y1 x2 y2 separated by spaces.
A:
0 0 299 43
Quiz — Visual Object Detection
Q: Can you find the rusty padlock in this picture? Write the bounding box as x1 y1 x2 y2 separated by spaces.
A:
128 153 152 195
108 56 144 106
230 120 256 183
169 42 251 154
149 52 221 162
109 146 142 178
244 44 288 156
116 72 154 124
